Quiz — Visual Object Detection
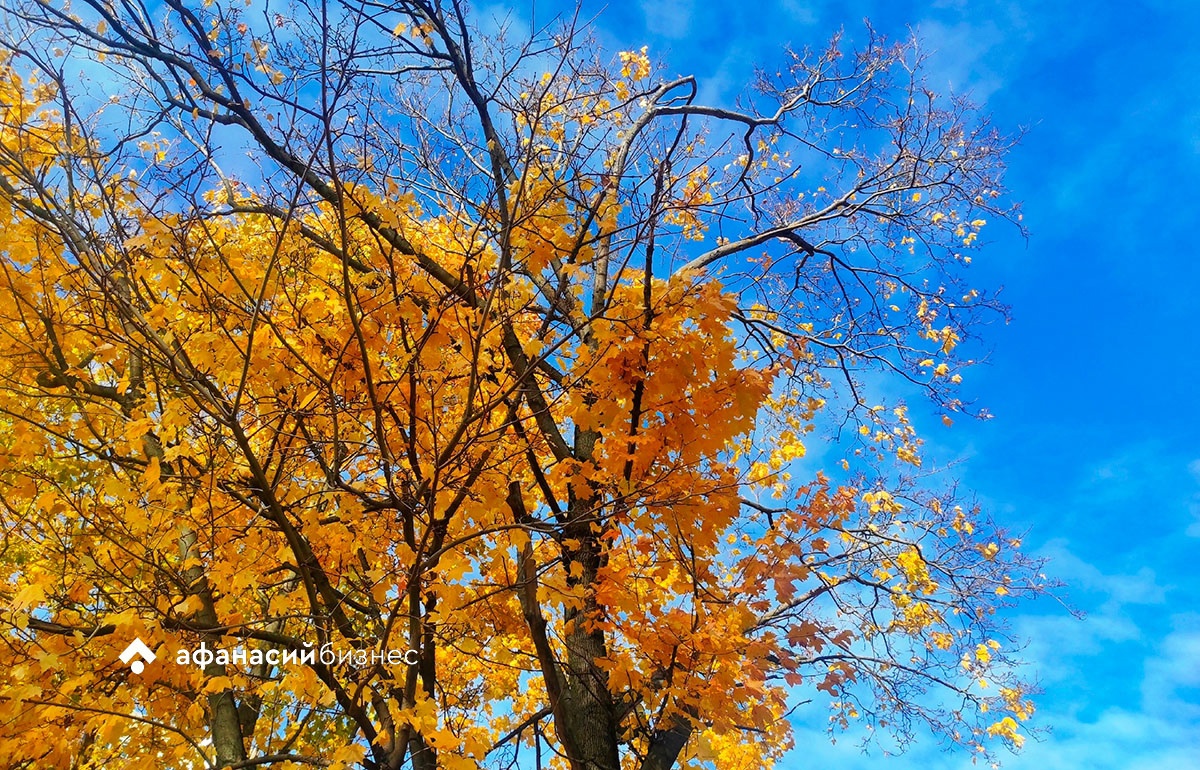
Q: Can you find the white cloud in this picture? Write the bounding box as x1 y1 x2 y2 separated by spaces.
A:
775 547 1198 770
639 0 694 39
1005 704 1199 770
1187 460 1200 537
1141 619 1200 716
778 0 820 26
914 19 1008 102
1036 540 1166 606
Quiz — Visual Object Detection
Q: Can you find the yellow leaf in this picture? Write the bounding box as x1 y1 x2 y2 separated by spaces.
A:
12 583 46 611
143 457 162 489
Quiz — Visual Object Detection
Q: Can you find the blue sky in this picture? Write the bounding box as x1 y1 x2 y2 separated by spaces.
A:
506 0 1200 767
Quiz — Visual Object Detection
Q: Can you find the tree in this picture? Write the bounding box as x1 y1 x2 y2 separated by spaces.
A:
0 1 1042 768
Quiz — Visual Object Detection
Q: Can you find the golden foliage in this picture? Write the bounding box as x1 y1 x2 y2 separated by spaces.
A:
0 6 1039 769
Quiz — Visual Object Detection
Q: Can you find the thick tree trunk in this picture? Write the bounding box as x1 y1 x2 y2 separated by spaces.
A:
179 528 248 768
639 714 693 770
558 496 621 770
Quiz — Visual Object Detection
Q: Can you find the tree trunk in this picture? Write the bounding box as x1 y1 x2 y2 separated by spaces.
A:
558 496 621 770
180 528 248 768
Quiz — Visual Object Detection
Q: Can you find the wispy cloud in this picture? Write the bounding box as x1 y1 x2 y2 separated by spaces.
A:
638 0 694 39
1186 460 1200 538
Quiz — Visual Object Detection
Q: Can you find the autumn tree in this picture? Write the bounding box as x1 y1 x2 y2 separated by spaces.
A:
0 1 1041 769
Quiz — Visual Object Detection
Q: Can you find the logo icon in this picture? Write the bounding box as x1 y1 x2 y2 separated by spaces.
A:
119 638 156 674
